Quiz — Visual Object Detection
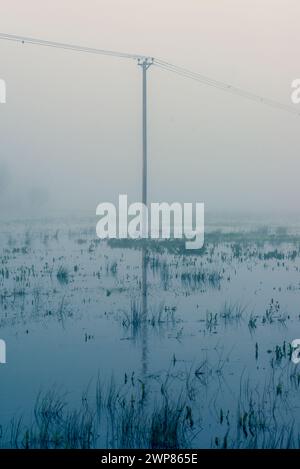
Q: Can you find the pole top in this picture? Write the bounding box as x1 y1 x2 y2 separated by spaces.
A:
137 57 154 69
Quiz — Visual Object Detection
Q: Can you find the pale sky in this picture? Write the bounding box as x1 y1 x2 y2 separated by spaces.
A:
0 1 299 217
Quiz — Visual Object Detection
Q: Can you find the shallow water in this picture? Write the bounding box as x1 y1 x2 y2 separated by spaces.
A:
1 216 300 448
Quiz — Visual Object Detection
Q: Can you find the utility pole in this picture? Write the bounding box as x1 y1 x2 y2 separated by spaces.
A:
138 57 153 376
138 57 153 207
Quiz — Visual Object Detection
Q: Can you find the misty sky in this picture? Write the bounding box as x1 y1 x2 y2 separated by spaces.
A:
0 1 299 218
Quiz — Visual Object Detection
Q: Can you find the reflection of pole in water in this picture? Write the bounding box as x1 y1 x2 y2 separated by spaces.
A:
141 246 148 376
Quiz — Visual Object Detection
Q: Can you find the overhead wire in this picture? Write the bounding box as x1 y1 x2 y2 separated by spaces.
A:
0 32 298 116
0 32 143 60
153 59 300 116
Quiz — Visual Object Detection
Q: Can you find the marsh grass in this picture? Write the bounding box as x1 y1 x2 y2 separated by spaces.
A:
4 375 191 449
56 266 69 285
3 360 300 449
122 300 177 335
2 223 300 449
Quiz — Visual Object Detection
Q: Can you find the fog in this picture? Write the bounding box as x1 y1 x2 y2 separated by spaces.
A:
0 0 299 219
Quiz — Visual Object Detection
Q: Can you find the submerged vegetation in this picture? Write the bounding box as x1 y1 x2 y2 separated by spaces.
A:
1 218 300 448
3 360 300 449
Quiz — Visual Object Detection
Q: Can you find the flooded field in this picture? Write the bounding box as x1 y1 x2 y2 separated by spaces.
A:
1 216 300 448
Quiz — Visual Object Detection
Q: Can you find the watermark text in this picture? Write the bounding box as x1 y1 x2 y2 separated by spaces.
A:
96 195 204 250
0 78 6 103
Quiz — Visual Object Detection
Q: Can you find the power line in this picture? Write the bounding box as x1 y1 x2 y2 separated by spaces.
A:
0 32 298 117
153 59 300 116
0 32 143 60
